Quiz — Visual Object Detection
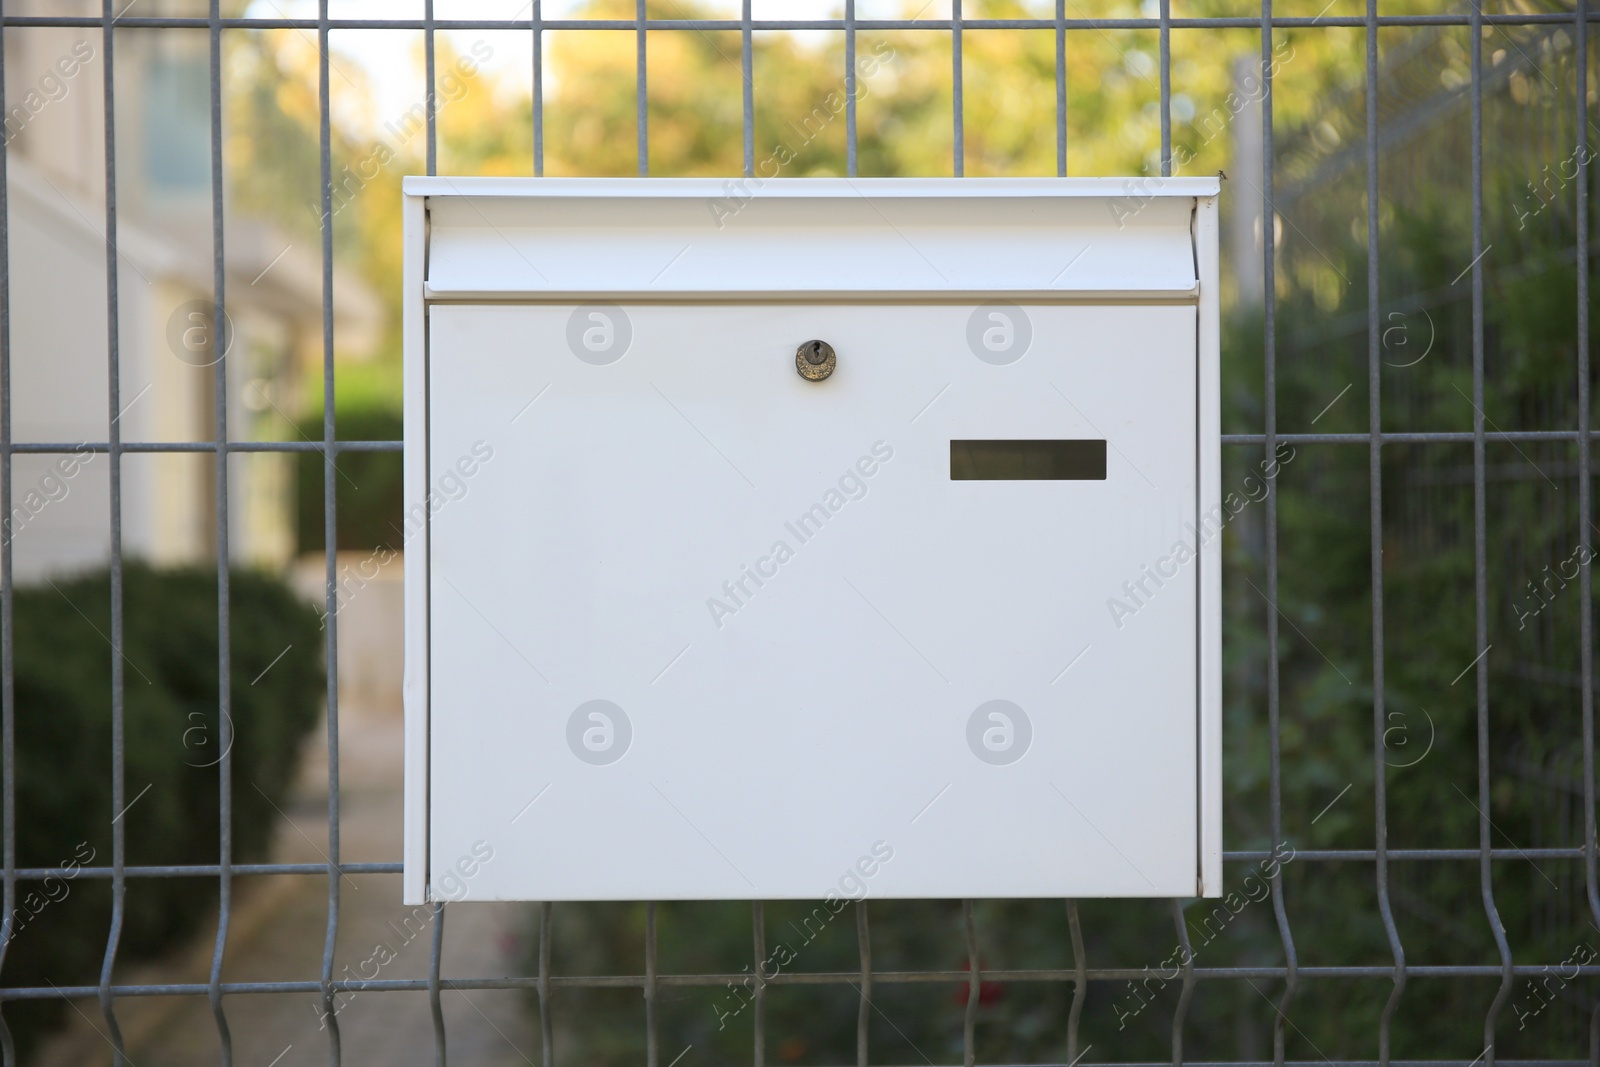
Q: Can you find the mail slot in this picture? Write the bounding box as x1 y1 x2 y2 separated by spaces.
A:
401 177 1223 904
949 439 1109 480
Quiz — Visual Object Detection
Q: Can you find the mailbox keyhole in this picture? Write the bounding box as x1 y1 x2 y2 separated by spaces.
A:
795 339 837 382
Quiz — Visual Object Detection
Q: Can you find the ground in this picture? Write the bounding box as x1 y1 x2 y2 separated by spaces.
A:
32 699 539 1067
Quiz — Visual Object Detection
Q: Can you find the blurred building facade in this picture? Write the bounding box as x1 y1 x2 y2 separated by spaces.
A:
3 0 378 582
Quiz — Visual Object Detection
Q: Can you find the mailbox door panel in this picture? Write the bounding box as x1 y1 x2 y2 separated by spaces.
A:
427 302 1199 900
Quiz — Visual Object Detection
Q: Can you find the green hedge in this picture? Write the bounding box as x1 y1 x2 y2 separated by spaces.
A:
0 564 324 1057
295 406 404 554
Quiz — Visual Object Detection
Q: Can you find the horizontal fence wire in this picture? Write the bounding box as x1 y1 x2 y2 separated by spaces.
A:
12 434 1600 454
0 2 1593 1066
0 848 1593 881
0 13 1599 28
14 962 1600 1000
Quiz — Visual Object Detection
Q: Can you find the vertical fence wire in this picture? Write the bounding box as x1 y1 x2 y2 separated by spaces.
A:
1158 0 1171 175
1055 0 1065 176
1469 2 1516 1061
0 0 14 1059
316 3 344 1064
752 901 766 1067
532 0 544 176
425 0 437 178
1169 898 1195 1065
430 902 446 1067
0 0 20 1062
645 901 659 1067
1260 3 1299 1065
855 900 870 1067
846 0 857 177
422 9 448 1060
1157 12 1178 1052
636 0 647 177
1366 3 1406 1065
951 0 963 177
1158 20 1184 1062
205 2 235 1063
742 0 753 179
963 899 978 1067
1065 901 1084 1063
539 901 553 1067
95 2 128 1062
1575 0 1600 1019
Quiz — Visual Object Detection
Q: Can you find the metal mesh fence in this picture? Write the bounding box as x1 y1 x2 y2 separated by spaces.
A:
0 1 1597 1065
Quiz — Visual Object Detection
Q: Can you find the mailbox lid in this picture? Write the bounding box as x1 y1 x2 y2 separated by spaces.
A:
410 176 1217 301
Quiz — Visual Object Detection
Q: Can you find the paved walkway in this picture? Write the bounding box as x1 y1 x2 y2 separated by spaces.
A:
32 702 540 1067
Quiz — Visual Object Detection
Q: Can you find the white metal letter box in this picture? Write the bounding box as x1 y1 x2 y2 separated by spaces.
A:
401 177 1222 904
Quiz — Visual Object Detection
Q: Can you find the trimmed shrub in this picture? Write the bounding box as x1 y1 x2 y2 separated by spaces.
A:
0 563 324 1057
295 406 404 554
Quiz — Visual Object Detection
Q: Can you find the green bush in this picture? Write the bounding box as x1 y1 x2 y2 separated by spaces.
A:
0 563 325 1058
295 406 404 554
